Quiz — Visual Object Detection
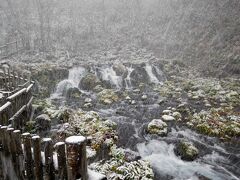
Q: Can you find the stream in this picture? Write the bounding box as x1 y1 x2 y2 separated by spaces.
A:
50 63 240 180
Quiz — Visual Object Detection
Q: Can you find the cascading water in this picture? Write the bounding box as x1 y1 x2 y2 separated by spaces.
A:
145 64 161 84
51 67 86 98
100 66 122 89
137 140 238 180
124 66 134 89
154 65 166 82
135 128 239 180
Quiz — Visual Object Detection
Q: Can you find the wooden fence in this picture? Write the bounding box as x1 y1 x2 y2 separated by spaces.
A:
0 66 33 130
0 126 90 180
0 41 22 59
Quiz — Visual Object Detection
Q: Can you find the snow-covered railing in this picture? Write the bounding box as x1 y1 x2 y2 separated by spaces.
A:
0 126 93 180
0 65 34 129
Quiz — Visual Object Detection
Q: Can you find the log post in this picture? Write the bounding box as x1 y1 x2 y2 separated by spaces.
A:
42 138 55 180
65 136 88 180
54 142 67 180
1 126 9 154
32 135 43 180
0 125 2 150
13 130 25 180
7 128 16 161
22 132 34 179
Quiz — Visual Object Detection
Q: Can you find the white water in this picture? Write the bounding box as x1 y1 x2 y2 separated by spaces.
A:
145 64 160 84
100 66 122 89
137 140 238 180
51 67 86 98
124 66 134 89
154 65 166 82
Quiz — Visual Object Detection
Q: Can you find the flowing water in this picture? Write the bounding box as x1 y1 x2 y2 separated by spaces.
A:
51 67 86 98
145 64 161 84
50 63 240 180
124 66 134 89
99 66 122 89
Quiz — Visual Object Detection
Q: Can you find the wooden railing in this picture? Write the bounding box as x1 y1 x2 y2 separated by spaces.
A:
0 41 22 59
0 66 33 129
0 126 91 180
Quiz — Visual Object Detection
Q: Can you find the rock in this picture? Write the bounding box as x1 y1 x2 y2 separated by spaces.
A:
103 99 113 105
141 94 148 101
125 96 131 101
103 120 117 129
79 73 101 91
162 110 171 115
93 85 104 93
131 100 136 105
35 114 51 135
98 89 119 105
130 66 150 86
84 103 93 108
124 149 141 162
113 63 126 76
172 112 182 120
162 115 175 121
175 141 199 161
132 89 141 94
157 99 166 105
66 87 81 99
147 119 168 136
85 98 92 103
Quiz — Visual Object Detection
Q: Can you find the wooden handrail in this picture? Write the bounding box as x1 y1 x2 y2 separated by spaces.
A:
7 88 26 101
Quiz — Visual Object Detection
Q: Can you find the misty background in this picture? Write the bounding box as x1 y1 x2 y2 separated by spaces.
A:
0 0 239 76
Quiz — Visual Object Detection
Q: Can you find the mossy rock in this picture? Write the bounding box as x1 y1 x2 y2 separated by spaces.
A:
97 89 119 105
79 73 101 91
196 123 211 135
176 141 199 161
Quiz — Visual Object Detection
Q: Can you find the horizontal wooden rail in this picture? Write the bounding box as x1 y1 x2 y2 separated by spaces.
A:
7 88 27 101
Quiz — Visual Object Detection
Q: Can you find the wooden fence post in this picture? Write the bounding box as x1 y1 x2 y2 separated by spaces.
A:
13 130 25 180
1 126 9 154
42 138 55 180
65 136 88 180
55 142 67 180
32 135 43 180
0 125 2 150
22 132 34 179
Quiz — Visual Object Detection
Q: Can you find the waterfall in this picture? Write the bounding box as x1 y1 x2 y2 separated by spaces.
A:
100 66 122 89
51 67 86 98
124 66 134 89
154 65 166 82
145 64 160 84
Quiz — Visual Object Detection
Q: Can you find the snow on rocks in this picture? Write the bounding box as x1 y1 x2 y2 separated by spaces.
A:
147 119 168 136
162 115 175 121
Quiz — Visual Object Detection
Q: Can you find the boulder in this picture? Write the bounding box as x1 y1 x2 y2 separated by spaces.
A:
130 66 149 86
66 87 81 99
162 115 175 121
172 112 182 120
113 63 126 76
175 141 199 161
35 114 51 135
97 89 119 105
79 73 101 91
147 119 168 136
141 94 148 101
